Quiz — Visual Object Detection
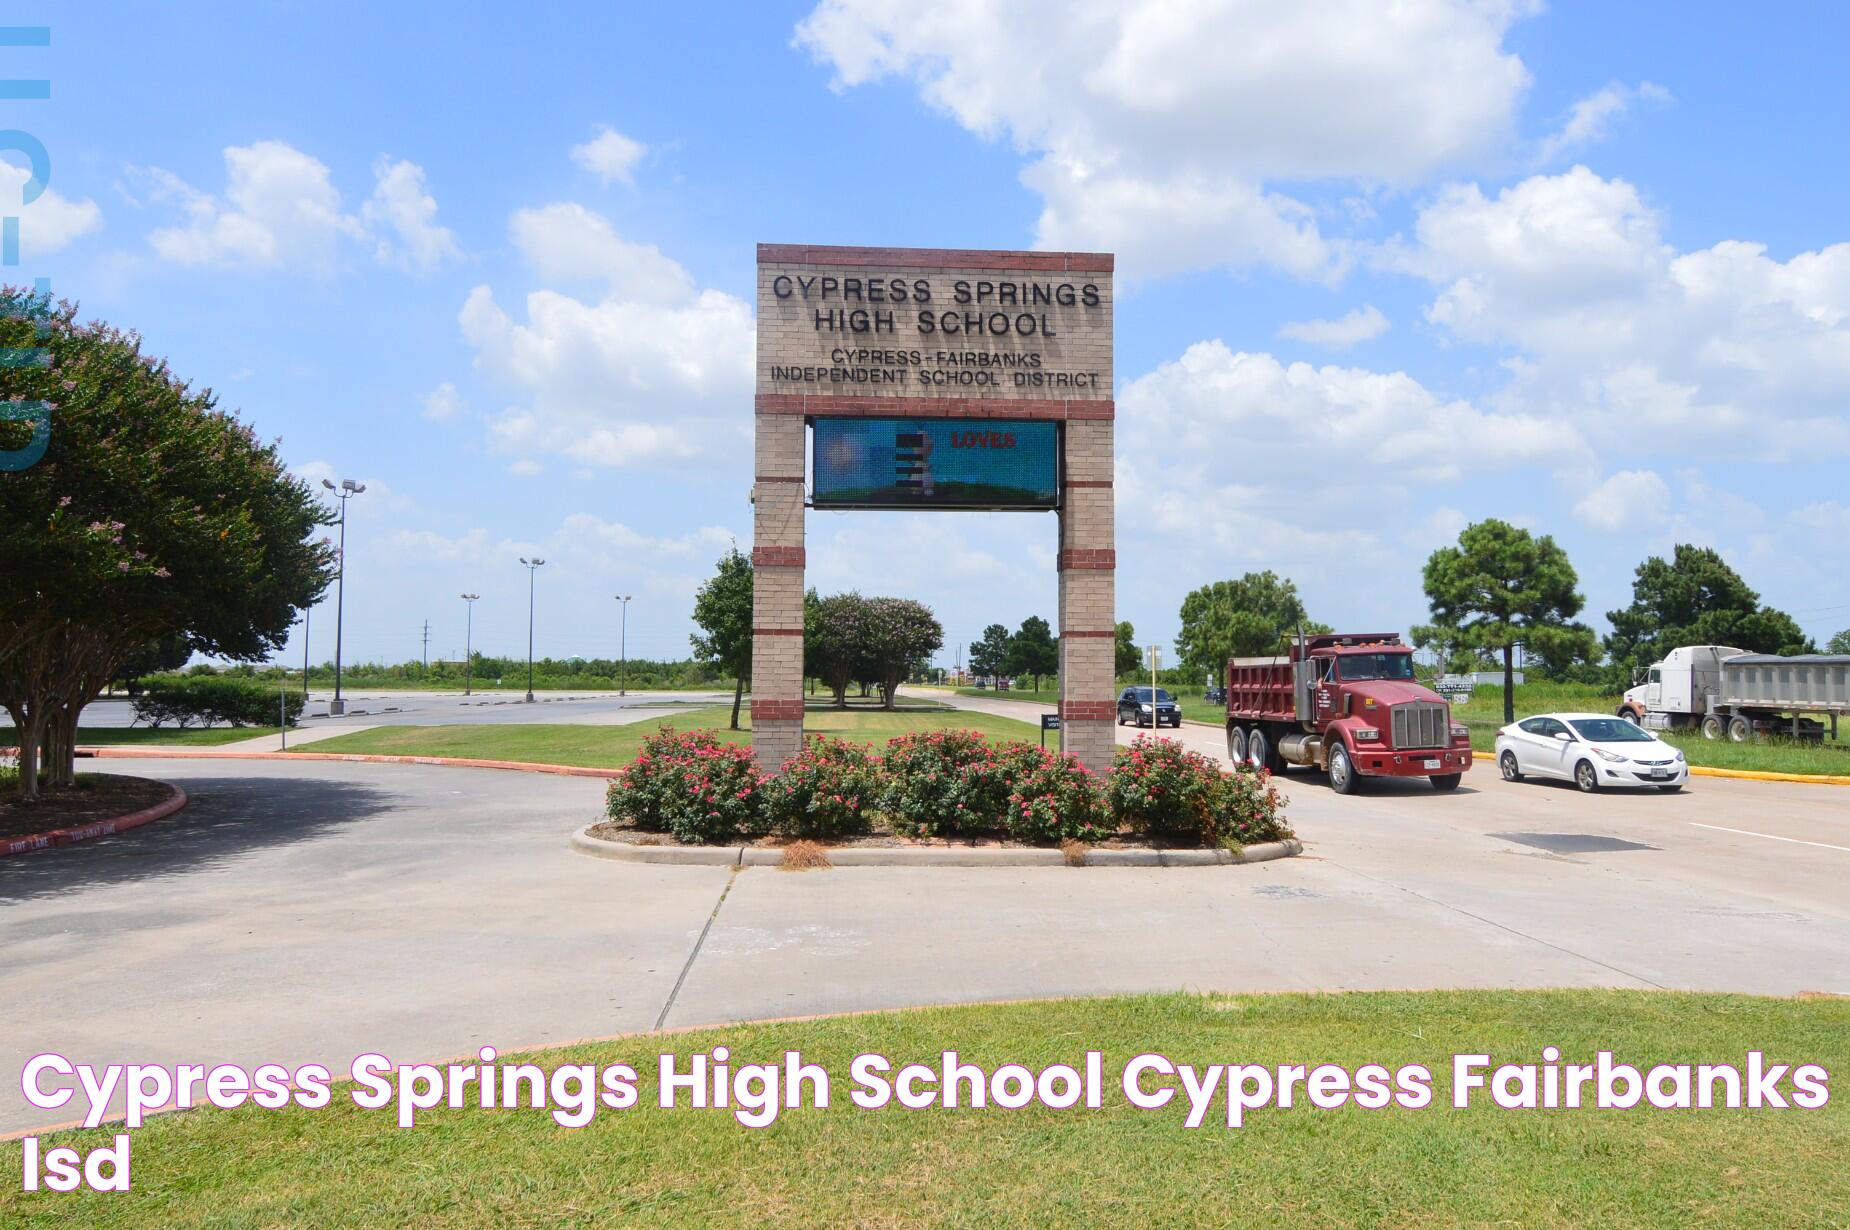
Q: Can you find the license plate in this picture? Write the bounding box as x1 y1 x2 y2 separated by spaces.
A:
1649 769 1669 778
1423 759 1442 770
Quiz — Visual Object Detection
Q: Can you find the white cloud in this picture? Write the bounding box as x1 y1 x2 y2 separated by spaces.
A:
460 204 754 469
1535 81 1669 165
139 142 455 274
1397 165 1850 455
796 0 1537 277
1278 304 1389 348
422 382 464 422
1792 500 1850 534
294 461 413 514
570 126 648 185
1572 469 1671 532
0 161 102 256
363 157 460 271
509 458 543 477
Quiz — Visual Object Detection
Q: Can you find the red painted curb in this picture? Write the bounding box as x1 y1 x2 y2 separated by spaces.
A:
1 782 189 857
66 746 627 780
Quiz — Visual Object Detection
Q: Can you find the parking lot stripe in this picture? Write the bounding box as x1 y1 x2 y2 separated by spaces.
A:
1689 822 1850 853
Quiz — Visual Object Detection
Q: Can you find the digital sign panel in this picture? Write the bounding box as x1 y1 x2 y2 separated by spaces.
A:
811 418 1059 510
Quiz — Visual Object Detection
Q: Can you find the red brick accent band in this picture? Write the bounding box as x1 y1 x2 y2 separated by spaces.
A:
758 244 1113 273
1058 549 1117 570
1060 701 1118 721
1065 479 1113 488
754 475 804 484
756 393 1112 421
751 699 806 722
752 627 804 637
752 546 806 567
1061 629 1115 638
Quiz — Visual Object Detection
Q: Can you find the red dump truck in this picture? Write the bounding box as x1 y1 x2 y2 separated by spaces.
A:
1226 632 1473 794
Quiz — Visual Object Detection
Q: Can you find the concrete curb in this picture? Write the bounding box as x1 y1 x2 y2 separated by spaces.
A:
1 781 188 857
570 824 1302 868
43 746 627 780
1466 748 1850 787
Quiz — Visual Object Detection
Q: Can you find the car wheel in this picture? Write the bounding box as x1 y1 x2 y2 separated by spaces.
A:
1700 715 1724 740
1247 725 1270 771
1574 759 1599 793
1228 725 1248 765
1499 750 1523 782
1328 742 1358 795
1656 783 1683 793
1727 716 1753 743
1117 709 1126 726
1430 773 1462 791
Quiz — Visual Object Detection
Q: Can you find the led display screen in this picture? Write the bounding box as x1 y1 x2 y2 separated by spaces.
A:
811 418 1059 509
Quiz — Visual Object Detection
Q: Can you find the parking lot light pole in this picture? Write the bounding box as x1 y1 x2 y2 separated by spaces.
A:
615 594 632 696
320 478 366 716
519 558 545 702
460 593 479 696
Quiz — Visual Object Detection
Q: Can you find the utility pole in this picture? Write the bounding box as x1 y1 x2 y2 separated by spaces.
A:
460 594 479 696
421 620 431 669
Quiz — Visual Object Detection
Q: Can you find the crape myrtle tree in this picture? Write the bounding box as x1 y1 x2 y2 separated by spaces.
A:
1175 572 1330 683
0 287 335 799
1604 545 1815 683
808 592 872 708
806 592 943 708
863 597 943 709
1420 519 1595 724
1003 615 1058 691
689 545 753 730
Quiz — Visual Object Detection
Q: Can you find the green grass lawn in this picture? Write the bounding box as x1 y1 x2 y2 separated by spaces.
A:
1 725 281 748
4 990 1844 1228
293 704 1043 768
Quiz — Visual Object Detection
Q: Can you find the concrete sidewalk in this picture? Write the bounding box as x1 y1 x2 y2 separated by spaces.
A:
213 724 379 752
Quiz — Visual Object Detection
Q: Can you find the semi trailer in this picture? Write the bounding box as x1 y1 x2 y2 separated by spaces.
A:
1617 645 1849 742
1225 632 1474 794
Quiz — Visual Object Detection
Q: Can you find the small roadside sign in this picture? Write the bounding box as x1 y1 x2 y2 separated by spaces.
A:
1040 711 1061 747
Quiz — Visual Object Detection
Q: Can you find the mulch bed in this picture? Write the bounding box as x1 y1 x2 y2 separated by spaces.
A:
585 818 1240 852
0 773 174 843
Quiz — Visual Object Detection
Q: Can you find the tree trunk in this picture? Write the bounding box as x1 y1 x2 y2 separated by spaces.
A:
59 706 81 787
1502 642 1515 725
15 715 45 801
729 673 744 730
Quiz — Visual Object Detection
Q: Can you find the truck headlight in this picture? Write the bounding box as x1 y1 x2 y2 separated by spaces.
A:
1353 727 1380 742
1450 723 1469 739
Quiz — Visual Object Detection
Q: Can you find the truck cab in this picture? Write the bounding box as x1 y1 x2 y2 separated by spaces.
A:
1619 645 1744 729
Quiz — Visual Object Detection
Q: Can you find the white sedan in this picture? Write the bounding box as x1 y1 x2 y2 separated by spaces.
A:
1494 712 1688 793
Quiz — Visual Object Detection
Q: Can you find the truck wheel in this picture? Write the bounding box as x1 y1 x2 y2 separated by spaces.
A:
1430 773 1462 791
1246 725 1270 771
1227 725 1248 766
1617 706 1640 725
1574 759 1599 793
1700 715 1724 741
1327 743 1358 795
1727 716 1753 743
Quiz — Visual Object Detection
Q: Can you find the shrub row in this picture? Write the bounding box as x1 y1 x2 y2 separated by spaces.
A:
605 729 1290 849
132 674 304 729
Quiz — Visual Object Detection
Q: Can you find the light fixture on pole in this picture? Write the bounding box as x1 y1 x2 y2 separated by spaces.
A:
519 557 545 702
320 477 366 716
460 593 480 696
615 594 632 696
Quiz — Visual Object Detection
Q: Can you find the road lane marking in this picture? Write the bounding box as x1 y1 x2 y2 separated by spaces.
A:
1689 822 1850 853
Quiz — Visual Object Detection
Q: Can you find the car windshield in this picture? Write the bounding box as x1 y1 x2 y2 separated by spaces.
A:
1570 718 1656 743
1130 688 1173 703
1336 653 1415 682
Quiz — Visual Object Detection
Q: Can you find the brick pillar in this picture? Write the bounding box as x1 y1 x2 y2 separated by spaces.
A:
751 412 806 770
1058 419 1116 770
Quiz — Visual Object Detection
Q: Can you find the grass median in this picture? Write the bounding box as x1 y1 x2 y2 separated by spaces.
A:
1 726 282 749
290 705 1042 769
3 989 1844 1228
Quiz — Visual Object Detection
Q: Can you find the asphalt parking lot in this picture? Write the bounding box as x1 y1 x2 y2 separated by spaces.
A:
4 698 1846 1133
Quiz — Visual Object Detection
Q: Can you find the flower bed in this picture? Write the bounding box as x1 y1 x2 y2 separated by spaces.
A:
605 728 1290 849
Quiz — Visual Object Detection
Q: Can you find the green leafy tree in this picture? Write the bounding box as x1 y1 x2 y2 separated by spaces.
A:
689 545 753 729
1604 545 1815 682
1114 620 1140 678
110 634 190 693
1175 572 1328 682
968 622 1012 681
1003 615 1059 691
1421 519 1593 724
1830 628 1850 655
0 287 335 799
809 592 872 708
863 597 943 709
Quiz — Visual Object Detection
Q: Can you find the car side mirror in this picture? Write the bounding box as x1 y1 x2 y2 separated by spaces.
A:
1554 731 1572 741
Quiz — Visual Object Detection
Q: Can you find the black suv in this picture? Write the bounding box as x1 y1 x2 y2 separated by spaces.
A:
1117 686 1181 728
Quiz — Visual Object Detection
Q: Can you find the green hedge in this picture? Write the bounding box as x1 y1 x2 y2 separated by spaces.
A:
132 675 303 729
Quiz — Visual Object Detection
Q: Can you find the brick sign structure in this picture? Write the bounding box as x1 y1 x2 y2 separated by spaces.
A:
751 243 1116 770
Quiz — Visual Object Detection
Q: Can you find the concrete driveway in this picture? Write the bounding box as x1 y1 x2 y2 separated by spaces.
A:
5 715 1848 1132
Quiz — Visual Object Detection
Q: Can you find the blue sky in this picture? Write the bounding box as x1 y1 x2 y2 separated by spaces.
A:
10 1 1850 670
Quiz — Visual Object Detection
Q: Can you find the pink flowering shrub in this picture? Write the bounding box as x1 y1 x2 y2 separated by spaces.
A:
605 727 769 845
762 735 880 840
993 742 1112 844
1107 734 1290 846
876 729 1011 838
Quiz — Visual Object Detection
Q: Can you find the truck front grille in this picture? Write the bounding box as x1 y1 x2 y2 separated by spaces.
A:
1391 702 1448 750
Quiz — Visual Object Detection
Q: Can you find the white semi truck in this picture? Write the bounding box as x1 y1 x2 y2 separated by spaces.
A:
1618 645 1849 742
